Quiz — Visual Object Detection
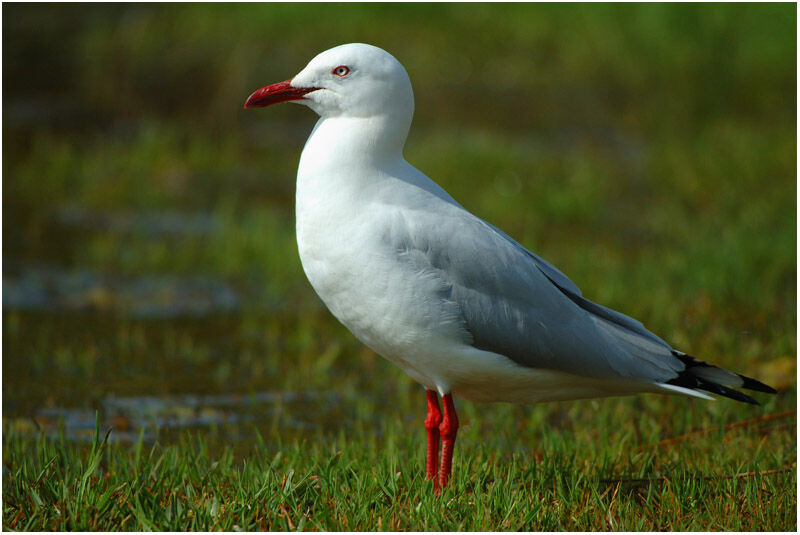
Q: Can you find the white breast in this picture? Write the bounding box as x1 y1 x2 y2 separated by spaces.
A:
296 166 474 390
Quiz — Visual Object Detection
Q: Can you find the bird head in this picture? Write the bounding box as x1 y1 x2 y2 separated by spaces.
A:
244 43 414 121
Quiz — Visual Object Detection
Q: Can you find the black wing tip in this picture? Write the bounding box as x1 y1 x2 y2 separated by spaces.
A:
671 351 778 397
715 385 760 406
666 374 761 405
738 375 778 394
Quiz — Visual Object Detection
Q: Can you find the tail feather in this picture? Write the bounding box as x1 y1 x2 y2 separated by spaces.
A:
665 351 777 405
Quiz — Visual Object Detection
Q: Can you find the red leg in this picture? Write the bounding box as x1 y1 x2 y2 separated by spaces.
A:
424 390 442 485
438 393 459 489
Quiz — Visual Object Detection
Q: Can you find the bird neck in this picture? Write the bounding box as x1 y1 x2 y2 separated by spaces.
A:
299 114 411 176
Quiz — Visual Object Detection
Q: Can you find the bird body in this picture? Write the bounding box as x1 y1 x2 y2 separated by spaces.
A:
245 43 775 488
296 139 682 404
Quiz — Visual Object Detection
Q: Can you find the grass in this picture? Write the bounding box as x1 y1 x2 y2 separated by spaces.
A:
3 3 796 531
4 407 795 531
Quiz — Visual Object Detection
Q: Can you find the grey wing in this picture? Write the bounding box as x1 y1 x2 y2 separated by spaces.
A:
392 207 683 383
484 220 675 350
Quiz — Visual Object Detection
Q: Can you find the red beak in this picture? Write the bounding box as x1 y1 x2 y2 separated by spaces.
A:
243 79 319 108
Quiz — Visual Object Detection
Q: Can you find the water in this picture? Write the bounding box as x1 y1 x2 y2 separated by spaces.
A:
5 389 350 448
2 203 399 452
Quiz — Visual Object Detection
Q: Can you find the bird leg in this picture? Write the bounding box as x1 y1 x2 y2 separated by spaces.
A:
438 393 459 489
424 389 442 486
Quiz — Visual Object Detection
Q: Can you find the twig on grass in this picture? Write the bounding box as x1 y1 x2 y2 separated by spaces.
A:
278 503 296 530
643 410 796 451
600 467 793 486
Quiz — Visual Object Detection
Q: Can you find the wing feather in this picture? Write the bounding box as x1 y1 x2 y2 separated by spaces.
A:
390 205 683 383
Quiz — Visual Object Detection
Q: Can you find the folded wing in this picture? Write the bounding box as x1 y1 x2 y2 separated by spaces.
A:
388 203 774 402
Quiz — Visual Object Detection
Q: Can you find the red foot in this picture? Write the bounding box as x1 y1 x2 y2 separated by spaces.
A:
438 393 459 489
424 390 442 485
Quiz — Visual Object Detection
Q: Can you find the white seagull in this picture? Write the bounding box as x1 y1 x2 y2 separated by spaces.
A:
244 43 776 489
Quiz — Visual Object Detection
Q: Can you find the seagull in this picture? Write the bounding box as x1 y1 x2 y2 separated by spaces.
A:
244 43 776 490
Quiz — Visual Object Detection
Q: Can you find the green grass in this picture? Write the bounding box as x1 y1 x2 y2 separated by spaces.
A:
4 405 795 531
3 3 796 531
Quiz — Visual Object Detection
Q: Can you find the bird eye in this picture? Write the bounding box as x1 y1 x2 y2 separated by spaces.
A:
332 65 350 77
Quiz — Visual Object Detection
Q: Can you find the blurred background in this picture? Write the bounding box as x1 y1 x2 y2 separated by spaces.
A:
3 4 795 452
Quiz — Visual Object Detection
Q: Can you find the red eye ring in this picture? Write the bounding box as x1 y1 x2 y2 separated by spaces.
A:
332 65 350 77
